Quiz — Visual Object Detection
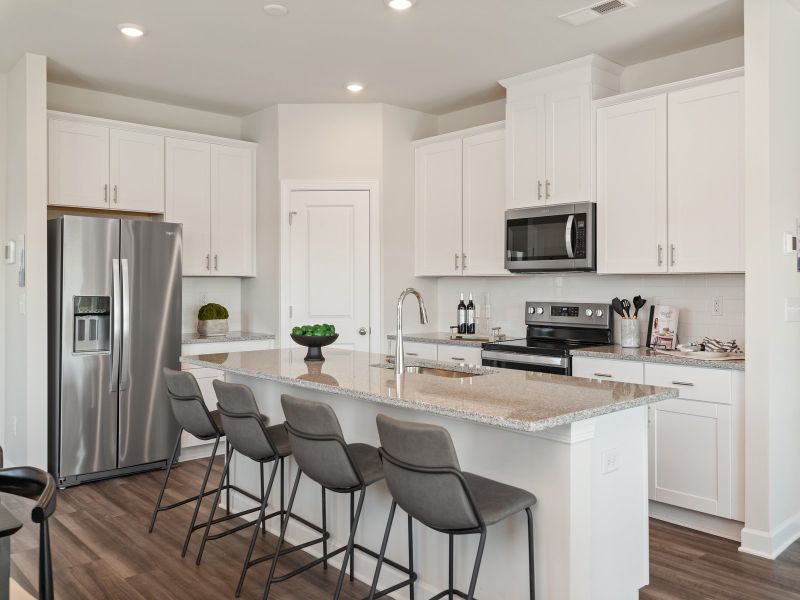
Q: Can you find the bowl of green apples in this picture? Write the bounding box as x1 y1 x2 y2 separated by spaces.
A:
290 324 338 361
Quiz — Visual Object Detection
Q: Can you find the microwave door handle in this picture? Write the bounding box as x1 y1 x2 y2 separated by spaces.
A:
565 215 575 259
119 258 131 391
110 259 121 392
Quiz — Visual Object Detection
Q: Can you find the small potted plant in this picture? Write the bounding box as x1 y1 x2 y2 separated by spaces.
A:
197 302 230 337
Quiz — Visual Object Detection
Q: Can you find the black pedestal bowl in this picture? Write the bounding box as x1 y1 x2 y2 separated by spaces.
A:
290 334 339 362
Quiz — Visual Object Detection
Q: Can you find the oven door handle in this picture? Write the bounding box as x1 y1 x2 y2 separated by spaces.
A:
481 351 568 368
565 214 575 259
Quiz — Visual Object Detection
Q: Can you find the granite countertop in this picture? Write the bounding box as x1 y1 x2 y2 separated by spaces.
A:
182 331 276 345
386 332 505 348
571 345 745 372
182 348 677 434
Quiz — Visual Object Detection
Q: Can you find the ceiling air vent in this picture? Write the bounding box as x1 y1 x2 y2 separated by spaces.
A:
559 0 636 26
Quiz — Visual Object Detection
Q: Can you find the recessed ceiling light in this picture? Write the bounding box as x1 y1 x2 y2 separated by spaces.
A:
346 83 365 93
117 23 146 37
385 0 416 10
263 4 289 16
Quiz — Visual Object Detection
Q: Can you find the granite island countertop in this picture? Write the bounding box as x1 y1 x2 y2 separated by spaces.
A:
182 348 677 434
571 345 745 371
182 331 275 345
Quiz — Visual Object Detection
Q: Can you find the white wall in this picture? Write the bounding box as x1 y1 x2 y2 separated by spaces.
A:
436 98 505 134
741 0 800 560
0 73 6 452
4 54 48 469
182 277 243 334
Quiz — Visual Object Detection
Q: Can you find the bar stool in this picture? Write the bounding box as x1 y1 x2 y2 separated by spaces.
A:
263 394 416 600
196 380 327 597
370 414 537 600
149 368 264 557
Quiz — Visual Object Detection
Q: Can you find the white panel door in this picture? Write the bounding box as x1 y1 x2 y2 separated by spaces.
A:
545 86 590 205
48 119 109 208
667 77 745 273
596 95 668 273
289 190 370 352
110 128 165 213
414 139 463 276
210 145 255 276
462 128 507 276
506 97 546 209
648 398 732 517
165 138 211 276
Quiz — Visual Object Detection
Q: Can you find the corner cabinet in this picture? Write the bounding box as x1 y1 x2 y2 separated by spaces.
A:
596 72 744 274
414 123 507 277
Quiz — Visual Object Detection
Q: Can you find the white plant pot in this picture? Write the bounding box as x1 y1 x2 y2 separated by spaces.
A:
197 319 229 337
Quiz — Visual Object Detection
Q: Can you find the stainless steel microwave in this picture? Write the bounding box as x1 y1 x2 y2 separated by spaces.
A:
505 202 596 272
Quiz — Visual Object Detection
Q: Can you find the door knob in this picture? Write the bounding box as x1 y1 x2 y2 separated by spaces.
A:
358 327 368 335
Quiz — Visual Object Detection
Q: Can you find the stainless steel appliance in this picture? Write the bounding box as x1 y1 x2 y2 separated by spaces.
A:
481 301 613 374
505 202 596 272
48 216 182 487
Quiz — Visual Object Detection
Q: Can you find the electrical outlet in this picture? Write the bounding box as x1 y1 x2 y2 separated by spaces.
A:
200 292 208 305
601 448 620 474
711 296 723 317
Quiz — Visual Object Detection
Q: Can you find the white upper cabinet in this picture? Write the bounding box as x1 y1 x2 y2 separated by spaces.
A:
546 86 591 205
462 128 506 276
109 129 165 213
165 138 211 276
414 123 507 277
595 72 744 275
49 119 110 209
596 94 668 274
506 97 546 209
210 144 256 277
414 137 464 276
667 77 745 273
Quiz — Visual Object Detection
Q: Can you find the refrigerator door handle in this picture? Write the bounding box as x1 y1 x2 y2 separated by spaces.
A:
111 259 122 392
120 258 131 391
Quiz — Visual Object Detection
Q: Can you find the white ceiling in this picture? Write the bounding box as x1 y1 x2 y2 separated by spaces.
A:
0 0 743 116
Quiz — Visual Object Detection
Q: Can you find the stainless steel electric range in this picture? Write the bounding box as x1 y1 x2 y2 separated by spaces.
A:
481 301 614 375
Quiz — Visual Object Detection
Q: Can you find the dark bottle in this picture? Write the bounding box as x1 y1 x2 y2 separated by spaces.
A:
466 293 476 334
457 293 467 334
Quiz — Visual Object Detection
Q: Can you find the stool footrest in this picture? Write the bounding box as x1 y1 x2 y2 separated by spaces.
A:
429 591 473 600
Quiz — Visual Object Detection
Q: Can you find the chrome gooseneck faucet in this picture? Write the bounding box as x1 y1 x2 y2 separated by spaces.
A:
395 288 428 374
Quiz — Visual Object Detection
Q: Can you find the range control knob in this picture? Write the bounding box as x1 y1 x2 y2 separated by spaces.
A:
528 306 535 315
535 307 544 315
585 309 594 317
596 309 604 318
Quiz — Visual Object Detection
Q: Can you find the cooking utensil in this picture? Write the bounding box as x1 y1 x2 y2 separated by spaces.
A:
611 297 626 318
633 295 647 318
621 299 631 318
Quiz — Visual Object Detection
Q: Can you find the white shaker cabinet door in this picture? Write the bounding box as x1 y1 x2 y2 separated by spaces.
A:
667 77 744 273
545 86 590 205
506 97 546 209
596 95 668 273
462 128 507 276
210 144 256 277
165 138 211 276
48 119 110 209
414 139 463 276
110 128 165 213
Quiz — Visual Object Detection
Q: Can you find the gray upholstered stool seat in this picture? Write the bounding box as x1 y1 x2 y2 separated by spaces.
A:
462 472 537 526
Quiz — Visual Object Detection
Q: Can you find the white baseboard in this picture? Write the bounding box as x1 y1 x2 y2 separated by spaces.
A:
178 442 224 463
740 510 800 559
649 501 744 541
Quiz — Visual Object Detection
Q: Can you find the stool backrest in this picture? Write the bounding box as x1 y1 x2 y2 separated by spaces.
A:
213 380 278 461
376 414 481 531
163 368 219 439
280 394 361 491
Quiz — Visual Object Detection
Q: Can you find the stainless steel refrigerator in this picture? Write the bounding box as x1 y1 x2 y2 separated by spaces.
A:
48 216 182 487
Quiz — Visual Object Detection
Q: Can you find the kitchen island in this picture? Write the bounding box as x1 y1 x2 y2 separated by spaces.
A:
182 348 677 600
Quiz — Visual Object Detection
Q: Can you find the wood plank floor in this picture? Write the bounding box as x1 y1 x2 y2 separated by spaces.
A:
2 457 799 599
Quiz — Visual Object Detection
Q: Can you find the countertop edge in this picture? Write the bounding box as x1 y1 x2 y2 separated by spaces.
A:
386 333 488 348
570 348 746 371
182 331 276 345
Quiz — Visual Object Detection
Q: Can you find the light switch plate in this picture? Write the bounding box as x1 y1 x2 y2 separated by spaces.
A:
3 240 15 264
601 448 620 474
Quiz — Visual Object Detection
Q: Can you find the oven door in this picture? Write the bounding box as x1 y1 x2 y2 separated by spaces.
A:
481 350 570 375
505 203 595 272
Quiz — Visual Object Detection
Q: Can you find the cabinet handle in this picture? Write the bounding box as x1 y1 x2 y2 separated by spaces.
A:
455 253 460 271
113 184 118 204
451 357 466 361
657 244 663 266
214 254 219 270
670 244 676 267
537 180 543 201
206 254 210 271
671 381 695 387
594 372 613 378
407 352 419 357
545 179 551 199
104 184 108 203
462 253 467 270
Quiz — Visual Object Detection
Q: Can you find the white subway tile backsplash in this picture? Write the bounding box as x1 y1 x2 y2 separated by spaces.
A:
182 277 242 333
437 273 745 348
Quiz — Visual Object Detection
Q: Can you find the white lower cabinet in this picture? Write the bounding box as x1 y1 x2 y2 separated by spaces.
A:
571 357 644 384
386 340 438 360
386 340 482 366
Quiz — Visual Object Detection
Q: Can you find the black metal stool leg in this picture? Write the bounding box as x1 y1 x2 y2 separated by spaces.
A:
260 462 266 534
322 487 328 570
526 507 535 600
225 441 231 515
181 434 220 557
149 429 182 533
280 458 285 513
333 488 365 600
466 529 487 600
263 469 302 600
408 514 415 600
367 501 396 600
236 459 279 597
194 443 231 563
448 534 454 600
349 491 355 582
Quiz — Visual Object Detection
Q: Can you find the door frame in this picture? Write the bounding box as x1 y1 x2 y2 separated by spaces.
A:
279 179 382 354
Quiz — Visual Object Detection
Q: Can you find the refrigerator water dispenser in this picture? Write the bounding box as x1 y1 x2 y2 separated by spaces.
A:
73 296 110 353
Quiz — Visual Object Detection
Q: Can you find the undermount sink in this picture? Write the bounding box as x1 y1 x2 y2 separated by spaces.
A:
376 363 482 378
